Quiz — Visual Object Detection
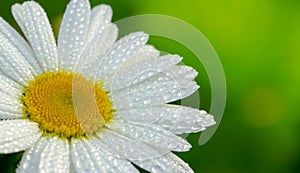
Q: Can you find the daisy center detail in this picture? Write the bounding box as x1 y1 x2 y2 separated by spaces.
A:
21 71 114 139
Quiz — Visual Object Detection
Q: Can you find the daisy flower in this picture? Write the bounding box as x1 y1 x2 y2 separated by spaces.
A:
0 0 215 172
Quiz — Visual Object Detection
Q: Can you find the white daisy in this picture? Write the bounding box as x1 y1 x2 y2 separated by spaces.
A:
0 0 216 172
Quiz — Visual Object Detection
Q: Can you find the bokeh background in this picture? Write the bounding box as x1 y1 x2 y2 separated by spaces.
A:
0 0 299 173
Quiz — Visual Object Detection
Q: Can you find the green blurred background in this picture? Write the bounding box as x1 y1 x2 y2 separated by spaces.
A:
1 0 299 172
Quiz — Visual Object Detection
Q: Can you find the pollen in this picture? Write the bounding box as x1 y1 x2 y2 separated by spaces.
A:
21 71 114 139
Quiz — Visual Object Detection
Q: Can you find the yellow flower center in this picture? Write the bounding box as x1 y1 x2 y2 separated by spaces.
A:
21 71 114 139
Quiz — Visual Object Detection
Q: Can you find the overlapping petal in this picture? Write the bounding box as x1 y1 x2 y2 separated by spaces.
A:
0 17 41 75
94 32 149 80
94 129 166 160
88 4 113 40
111 65 199 110
17 137 70 173
134 152 193 173
0 75 24 119
108 54 182 90
107 120 191 151
0 120 41 154
117 104 215 134
71 138 138 173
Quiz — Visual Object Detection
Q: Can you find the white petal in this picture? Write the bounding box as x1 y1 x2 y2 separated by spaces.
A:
11 4 26 33
88 4 112 40
17 137 48 173
17 137 69 173
94 129 168 161
74 4 117 76
39 137 69 173
0 17 41 75
71 138 138 173
108 120 191 152
0 74 22 97
134 152 194 173
104 45 159 90
0 75 24 119
17 137 70 173
0 96 23 119
0 119 41 153
0 111 22 120
117 104 216 134
95 32 149 79
109 54 182 91
12 2 58 72
111 66 199 110
76 24 118 76
103 45 159 89
58 0 90 71
0 18 37 85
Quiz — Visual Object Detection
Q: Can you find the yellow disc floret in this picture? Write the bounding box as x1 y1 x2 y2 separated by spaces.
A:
21 71 114 139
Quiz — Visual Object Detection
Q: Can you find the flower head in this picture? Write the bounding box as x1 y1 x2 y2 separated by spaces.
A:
0 0 215 172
